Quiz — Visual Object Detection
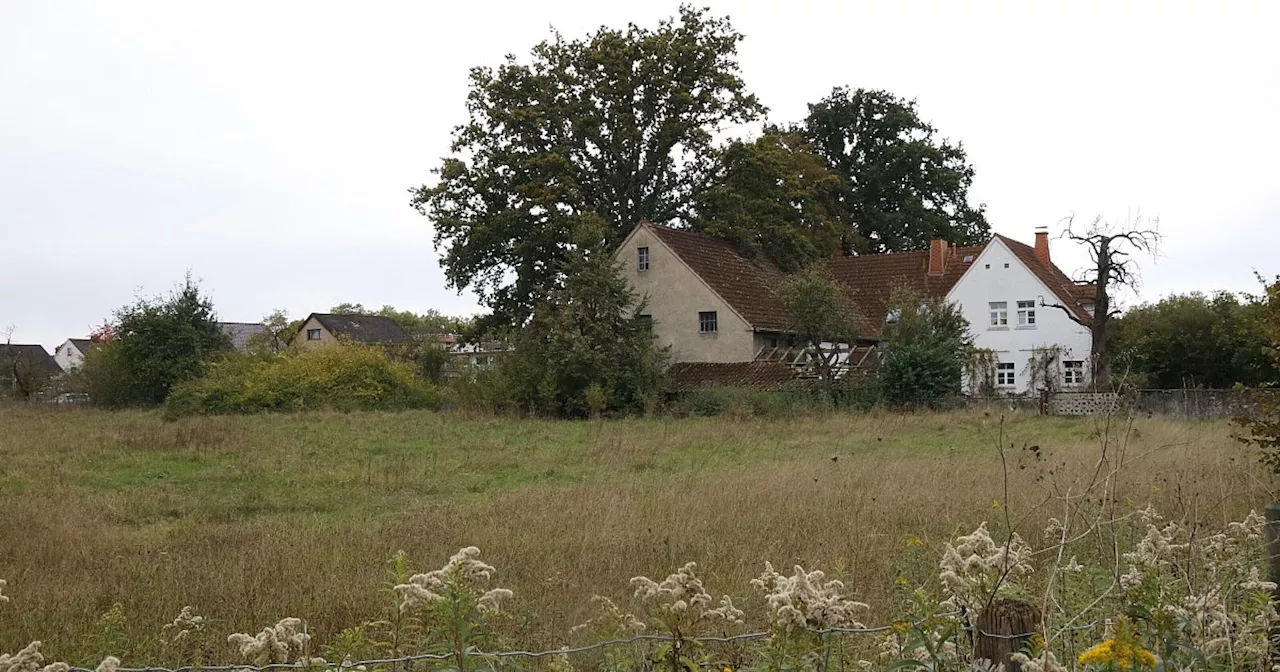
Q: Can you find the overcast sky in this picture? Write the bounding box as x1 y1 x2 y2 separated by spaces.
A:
2 1 1277 349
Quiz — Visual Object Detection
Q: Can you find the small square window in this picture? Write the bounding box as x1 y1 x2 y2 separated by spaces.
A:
989 301 1008 327
637 246 650 271
636 314 653 332
1017 300 1036 327
1004 262 1010 268
984 263 990 269
698 311 718 334
997 362 1016 387
306 328 322 341
1063 360 1084 385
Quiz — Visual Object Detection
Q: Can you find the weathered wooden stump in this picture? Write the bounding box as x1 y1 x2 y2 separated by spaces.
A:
973 598 1041 672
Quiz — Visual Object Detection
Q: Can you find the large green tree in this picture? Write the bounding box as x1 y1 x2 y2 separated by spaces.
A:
498 222 667 417
877 287 972 407
776 265 859 394
84 275 232 407
694 131 846 272
412 6 764 330
800 88 990 253
1112 291 1278 389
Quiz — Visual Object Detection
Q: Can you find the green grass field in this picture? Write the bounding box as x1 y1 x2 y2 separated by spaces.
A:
0 406 1265 663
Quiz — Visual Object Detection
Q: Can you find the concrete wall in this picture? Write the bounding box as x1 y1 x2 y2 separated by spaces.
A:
291 316 337 350
948 238 1093 395
615 226 756 363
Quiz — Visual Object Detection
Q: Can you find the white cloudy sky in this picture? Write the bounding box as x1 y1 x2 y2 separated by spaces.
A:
2 1 1277 349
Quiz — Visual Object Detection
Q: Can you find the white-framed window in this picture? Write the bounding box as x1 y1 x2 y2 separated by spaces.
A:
699 311 718 334
989 301 1008 327
306 328 322 341
637 246 650 271
1063 360 1084 385
1017 300 1036 327
997 362 1016 387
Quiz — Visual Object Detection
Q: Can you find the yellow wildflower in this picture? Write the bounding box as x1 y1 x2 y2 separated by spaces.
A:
905 536 924 548
890 621 909 635
992 499 1001 510
1078 618 1156 670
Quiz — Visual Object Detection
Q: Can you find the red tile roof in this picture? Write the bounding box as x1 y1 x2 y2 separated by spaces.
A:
824 244 984 338
647 225 793 332
996 235 1092 323
667 361 820 391
640 224 1091 339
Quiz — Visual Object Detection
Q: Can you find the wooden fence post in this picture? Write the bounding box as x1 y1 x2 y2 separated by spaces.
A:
1266 504 1280 594
974 599 1041 672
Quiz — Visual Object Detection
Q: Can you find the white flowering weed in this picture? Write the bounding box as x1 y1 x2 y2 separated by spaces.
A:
227 617 310 666
750 562 869 632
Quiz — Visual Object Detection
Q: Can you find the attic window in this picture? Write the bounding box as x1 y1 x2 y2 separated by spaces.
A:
637 247 650 271
1004 262 1010 268
984 263 990 269
306 329 322 341
699 311 718 334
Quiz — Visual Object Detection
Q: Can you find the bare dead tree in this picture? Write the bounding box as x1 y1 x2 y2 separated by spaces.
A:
1040 214 1160 390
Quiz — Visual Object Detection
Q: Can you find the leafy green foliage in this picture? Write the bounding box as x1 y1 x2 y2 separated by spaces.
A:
82 276 231 407
800 88 990 253
1234 275 1280 472
164 345 441 418
1112 291 1278 388
496 226 667 417
412 7 764 329
694 131 845 272
777 264 861 395
877 288 972 407
244 309 297 356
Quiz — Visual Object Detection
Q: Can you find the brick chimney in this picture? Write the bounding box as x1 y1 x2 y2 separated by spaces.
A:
1034 227 1050 266
927 238 947 276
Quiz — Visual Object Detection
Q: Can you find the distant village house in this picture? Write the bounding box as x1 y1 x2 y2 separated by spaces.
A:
615 221 1093 395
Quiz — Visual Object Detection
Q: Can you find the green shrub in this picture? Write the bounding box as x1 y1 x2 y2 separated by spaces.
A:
164 345 441 418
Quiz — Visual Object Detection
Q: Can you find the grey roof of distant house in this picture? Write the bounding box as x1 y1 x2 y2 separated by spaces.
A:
218 322 268 351
309 313 413 345
0 344 62 377
68 338 99 354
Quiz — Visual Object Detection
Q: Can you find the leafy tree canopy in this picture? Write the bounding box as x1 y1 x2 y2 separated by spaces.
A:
800 88 990 253
85 275 231 407
877 287 972 407
413 6 764 330
498 221 667 417
1113 290 1279 389
694 131 847 272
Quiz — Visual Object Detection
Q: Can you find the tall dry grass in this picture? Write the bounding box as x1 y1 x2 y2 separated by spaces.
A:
0 406 1269 663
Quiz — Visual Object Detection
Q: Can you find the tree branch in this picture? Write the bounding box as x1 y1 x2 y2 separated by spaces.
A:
1039 297 1091 328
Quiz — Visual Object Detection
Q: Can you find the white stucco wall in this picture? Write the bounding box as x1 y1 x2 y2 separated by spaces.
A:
947 239 1093 394
54 340 84 371
615 226 756 363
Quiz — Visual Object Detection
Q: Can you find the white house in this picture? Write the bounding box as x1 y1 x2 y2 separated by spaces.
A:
615 222 1094 394
943 233 1093 394
53 338 98 371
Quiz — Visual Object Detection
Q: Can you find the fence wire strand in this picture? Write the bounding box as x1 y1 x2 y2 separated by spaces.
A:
66 612 1106 672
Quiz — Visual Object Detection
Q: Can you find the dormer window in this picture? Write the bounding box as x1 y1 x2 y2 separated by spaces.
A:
637 247 650 271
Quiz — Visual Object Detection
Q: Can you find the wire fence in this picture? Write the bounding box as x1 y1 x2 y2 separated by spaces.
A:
64 614 1105 672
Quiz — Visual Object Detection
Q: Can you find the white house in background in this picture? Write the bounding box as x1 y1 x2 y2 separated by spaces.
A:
939 233 1093 394
54 338 99 371
615 222 1094 395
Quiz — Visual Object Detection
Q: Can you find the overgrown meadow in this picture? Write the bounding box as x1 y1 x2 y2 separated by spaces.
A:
0 407 1271 671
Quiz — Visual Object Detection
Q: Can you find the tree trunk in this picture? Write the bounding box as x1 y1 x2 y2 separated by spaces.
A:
1091 238 1111 390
